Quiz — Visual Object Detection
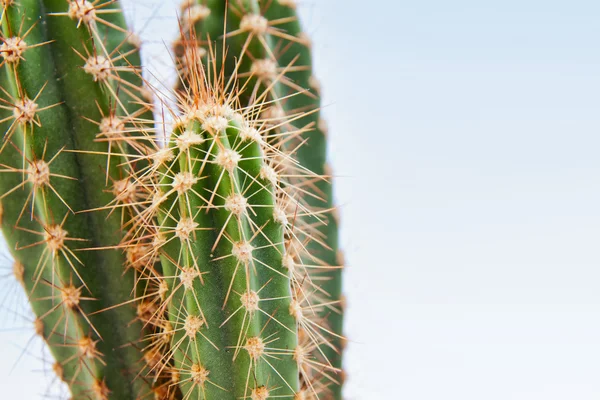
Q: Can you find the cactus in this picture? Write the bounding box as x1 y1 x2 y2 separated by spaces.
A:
0 1 153 398
1 1 345 399
176 1 345 397
139 66 300 399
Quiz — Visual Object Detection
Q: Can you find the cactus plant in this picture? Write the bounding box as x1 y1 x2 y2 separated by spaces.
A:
0 0 156 398
0 1 344 399
176 1 345 396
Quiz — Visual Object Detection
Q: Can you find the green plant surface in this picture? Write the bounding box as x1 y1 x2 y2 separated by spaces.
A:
262 4 345 396
177 1 345 397
129 52 302 398
0 1 153 398
0 2 343 399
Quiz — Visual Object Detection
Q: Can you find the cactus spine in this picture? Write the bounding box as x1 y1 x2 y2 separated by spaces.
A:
1 1 344 399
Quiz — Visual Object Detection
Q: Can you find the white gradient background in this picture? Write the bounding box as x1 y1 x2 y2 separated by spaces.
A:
2 1 600 398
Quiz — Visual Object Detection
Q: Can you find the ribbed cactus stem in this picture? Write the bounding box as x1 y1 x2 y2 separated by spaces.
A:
178 1 345 397
264 3 345 397
0 1 153 398
1 2 342 399
141 59 300 397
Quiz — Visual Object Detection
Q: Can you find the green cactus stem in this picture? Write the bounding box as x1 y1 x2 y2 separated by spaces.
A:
0 1 154 398
176 1 345 397
130 48 303 398
0 2 343 399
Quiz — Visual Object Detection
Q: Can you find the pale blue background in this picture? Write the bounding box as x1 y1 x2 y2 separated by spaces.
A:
2 1 600 398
